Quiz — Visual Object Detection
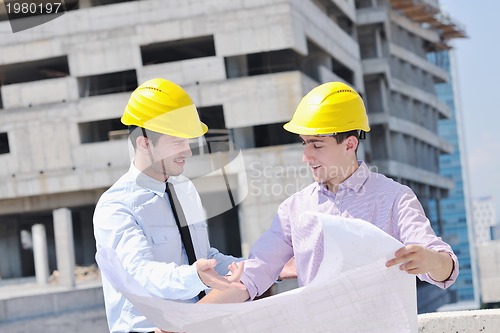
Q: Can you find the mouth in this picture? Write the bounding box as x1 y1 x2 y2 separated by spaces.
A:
310 164 322 175
174 159 186 166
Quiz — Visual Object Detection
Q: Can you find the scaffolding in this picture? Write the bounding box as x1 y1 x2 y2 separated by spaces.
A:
390 0 467 44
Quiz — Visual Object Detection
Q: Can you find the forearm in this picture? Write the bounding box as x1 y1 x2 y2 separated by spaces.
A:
428 251 454 282
198 287 250 304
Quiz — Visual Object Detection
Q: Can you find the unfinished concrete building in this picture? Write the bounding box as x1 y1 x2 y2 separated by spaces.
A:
356 0 465 210
0 0 362 281
356 0 466 309
0 0 465 323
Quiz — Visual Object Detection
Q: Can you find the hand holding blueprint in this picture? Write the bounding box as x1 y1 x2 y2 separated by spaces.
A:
96 212 417 333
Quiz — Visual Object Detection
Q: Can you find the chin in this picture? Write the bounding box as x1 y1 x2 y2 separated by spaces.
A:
313 176 323 183
170 170 183 177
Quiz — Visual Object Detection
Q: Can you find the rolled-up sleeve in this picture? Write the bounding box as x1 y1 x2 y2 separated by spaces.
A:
395 187 459 289
240 206 294 300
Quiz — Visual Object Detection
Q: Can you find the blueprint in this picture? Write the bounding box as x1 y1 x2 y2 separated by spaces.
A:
96 212 418 333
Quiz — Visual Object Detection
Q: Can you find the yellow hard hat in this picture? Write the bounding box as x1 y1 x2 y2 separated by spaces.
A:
283 81 370 135
121 78 208 138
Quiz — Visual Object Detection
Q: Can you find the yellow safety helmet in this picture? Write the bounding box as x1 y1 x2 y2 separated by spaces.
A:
283 81 370 136
121 78 208 138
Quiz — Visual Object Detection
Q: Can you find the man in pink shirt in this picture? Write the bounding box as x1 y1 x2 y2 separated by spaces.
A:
200 81 458 304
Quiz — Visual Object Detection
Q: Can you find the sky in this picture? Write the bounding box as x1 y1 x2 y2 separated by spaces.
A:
440 0 500 221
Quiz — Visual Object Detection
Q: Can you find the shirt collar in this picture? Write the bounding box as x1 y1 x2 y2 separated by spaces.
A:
317 160 370 195
129 162 167 196
341 161 370 193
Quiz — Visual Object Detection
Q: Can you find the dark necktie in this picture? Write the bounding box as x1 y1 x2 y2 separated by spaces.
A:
165 182 206 299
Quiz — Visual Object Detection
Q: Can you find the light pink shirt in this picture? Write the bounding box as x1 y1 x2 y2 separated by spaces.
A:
241 161 459 299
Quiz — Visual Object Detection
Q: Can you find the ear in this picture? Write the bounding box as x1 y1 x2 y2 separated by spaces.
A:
345 136 359 152
136 135 150 152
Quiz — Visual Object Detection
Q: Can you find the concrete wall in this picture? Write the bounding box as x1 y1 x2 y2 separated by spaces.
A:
0 284 107 333
235 144 312 254
0 307 108 333
477 241 500 303
418 309 500 332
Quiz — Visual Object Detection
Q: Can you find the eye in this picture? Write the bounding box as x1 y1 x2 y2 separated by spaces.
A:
313 144 322 149
173 140 188 147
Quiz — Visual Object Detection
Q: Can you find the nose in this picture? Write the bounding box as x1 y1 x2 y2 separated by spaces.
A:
182 143 193 158
302 144 314 163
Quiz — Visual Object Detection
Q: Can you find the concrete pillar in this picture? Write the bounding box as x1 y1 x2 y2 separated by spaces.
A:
31 224 49 285
374 28 382 58
53 208 76 288
379 78 389 113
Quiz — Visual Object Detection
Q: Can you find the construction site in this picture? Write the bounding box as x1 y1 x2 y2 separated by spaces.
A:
3 0 495 332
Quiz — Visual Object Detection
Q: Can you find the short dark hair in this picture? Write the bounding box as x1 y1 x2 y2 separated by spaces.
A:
332 130 366 154
333 130 361 144
128 125 163 149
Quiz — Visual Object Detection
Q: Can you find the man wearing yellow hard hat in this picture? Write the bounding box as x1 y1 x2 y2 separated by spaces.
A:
200 81 458 304
93 78 245 333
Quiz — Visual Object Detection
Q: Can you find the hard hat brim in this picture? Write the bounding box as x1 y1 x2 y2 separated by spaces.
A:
122 104 208 138
283 121 370 135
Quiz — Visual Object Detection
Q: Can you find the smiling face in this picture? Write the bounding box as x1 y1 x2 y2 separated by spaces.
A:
300 134 359 192
135 133 193 181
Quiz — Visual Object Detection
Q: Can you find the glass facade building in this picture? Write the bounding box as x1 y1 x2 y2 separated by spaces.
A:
427 50 478 305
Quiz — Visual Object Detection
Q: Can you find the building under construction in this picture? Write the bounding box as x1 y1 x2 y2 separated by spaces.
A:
0 0 467 326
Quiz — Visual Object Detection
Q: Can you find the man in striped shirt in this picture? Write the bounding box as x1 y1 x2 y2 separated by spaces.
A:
200 81 457 304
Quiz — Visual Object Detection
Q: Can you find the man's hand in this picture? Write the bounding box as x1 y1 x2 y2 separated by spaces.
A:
152 262 245 332
196 259 246 291
385 245 454 282
279 257 297 280
197 261 250 304
226 261 245 283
